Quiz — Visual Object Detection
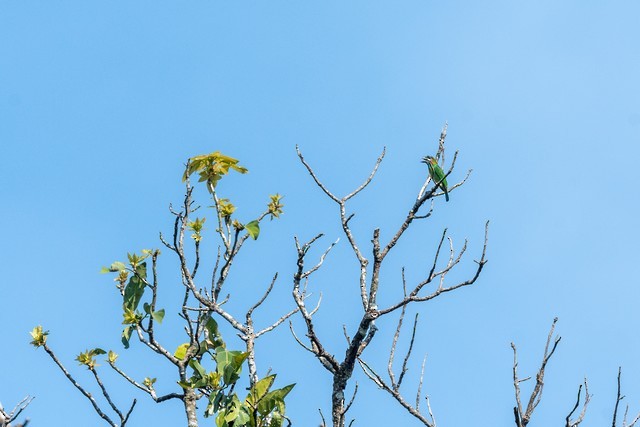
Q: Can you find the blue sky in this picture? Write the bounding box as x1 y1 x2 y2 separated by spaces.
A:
1 2 640 426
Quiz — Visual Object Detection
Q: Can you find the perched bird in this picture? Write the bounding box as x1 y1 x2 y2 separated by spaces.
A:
422 155 449 201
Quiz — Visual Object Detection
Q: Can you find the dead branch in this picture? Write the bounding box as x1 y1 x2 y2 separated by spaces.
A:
358 358 435 427
566 379 590 427
291 235 340 374
378 221 489 317
512 317 561 427
613 367 640 427
0 396 34 427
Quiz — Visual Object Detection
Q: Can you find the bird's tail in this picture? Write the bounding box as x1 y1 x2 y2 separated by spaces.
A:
445 191 450 202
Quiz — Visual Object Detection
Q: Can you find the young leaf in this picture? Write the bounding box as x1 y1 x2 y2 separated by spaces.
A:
108 350 118 364
152 309 165 324
174 343 190 360
245 220 260 240
29 325 49 347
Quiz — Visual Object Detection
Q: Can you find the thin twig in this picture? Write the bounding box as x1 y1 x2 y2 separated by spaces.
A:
566 379 591 427
43 344 117 427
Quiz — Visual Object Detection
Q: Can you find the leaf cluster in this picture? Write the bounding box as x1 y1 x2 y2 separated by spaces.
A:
29 325 48 348
101 250 164 348
183 152 248 190
173 318 294 427
76 348 107 369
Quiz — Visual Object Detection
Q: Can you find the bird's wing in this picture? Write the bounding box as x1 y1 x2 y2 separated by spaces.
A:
432 164 447 187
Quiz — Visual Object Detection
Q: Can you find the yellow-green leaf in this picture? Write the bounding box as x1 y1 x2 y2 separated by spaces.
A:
174 343 190 360
245 220 260 240
29 325 49 347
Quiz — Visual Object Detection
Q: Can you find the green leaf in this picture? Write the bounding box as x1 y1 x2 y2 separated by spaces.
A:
197 340 211 357
143 302 151 314
272 384 295 401
206 317 219 337
123 274 145 312
224 395 242 423
174 343 189 360
101 261 128 274
257 384 295 417
215 349 248 385
189 359 207 379
269 412 284 427
215 411 226 427
113 261 127 270
245 220 260 240
257 393 276 417
223 364 240 386
135 262 147 279
246 374 276 408
192 377 209 389
206 390 224 416
152 309 165 324
235 407 250 426
205 317 224 348
121 326 133 349
177 380 192 390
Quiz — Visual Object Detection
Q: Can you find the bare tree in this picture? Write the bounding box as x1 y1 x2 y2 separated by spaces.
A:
291 125 489 427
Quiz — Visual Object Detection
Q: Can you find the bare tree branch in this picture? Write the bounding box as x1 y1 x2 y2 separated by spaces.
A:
90 367 125 421
378 221 489 317
612 367 640 427
566 379 591 427
359 304 433 426
512 317 561 427
0 396 34 427
291 235 340 374
108 361 183 403
42 344 118 427
358 358 435 427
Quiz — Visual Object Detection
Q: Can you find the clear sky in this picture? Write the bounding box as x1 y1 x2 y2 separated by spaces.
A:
1 2 640 426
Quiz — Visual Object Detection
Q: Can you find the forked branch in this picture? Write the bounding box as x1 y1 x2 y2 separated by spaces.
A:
565 379 591 427
512 318 561 427
0 395 34 427
612 367 640 427
359 301 435 426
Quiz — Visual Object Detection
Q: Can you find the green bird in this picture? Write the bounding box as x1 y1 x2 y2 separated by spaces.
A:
422 155 449 202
